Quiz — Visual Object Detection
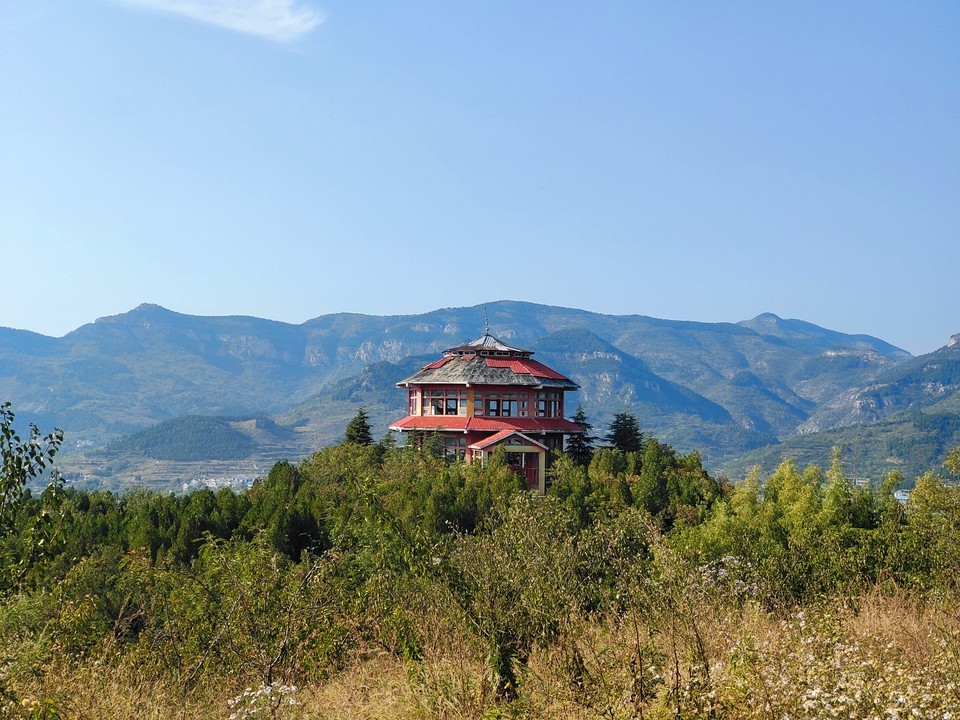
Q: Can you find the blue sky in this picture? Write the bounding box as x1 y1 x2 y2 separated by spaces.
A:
1 1 957 355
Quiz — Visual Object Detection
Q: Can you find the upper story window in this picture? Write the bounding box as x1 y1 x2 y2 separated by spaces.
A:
474 390 528 417
423 389 466 416
536 390 562 418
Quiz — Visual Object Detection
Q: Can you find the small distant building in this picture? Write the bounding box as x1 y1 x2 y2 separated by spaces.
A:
389 333 582 493
894 489 911 503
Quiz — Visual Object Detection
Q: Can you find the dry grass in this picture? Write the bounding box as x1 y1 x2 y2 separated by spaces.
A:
520 592 960 719
12 659 224 720
6 591 960 720
296 653 419 719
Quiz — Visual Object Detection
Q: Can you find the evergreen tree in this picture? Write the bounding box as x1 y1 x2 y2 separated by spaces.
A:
565 405 595 467
377 430 397 453
604 411 643 453
375 430 398 464
344 406 374 446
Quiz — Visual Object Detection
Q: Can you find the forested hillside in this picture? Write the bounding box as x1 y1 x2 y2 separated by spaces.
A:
104 416 296 461
724 410 960 481
2 404 959 718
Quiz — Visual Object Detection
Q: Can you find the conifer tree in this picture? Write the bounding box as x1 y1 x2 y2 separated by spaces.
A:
344 406 374 446
565 405 595 467
605 411 643 453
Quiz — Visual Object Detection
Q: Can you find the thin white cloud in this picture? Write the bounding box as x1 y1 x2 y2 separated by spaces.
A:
118 0 323 42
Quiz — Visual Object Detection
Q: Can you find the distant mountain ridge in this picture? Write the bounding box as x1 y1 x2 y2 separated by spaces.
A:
3 300 955 490
738 313 908 357
798 339 960 433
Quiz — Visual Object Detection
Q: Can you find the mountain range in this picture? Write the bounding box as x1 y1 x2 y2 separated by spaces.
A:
1 301 956 491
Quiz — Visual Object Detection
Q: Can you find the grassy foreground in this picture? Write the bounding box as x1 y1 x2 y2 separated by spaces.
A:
6 588 959 719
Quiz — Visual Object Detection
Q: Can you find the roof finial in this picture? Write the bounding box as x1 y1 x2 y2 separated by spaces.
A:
483 306 490 336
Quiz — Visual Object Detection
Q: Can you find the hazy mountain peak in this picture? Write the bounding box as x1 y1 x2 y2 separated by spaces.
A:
134 302 167 312
741 313 831 337
532 327 622 354
738 313 910 360
748 312 785 324
121 302 174 317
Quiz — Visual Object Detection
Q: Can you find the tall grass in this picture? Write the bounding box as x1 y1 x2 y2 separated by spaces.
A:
6 586 957 720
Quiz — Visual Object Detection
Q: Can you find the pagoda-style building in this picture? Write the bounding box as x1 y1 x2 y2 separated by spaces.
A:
390 333 581 493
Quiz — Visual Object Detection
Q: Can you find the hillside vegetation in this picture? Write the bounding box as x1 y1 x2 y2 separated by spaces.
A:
104 416 254 461
721 410 960 481
2 404 959 719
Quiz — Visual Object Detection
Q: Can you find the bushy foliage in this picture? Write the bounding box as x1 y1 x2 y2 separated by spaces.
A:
3 411 960 717
1 403 65 593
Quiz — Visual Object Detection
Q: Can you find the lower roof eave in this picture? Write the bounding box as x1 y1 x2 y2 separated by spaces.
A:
390 414 582 433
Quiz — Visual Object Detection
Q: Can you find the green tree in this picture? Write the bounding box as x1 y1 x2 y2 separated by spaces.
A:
565 405 595 467
820 447 852 527
945 444 960 477
901 472 960 589
344 406 374 446
635 440 669 519
1 402 65 591
243 460 325 559
605 411 643 453
376 430 397 460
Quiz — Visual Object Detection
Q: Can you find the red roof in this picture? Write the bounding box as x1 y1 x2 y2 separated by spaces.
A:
396 334 578 390
468 430 547 451
483 358 570 380
389 415 582 433
421 357 452 370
